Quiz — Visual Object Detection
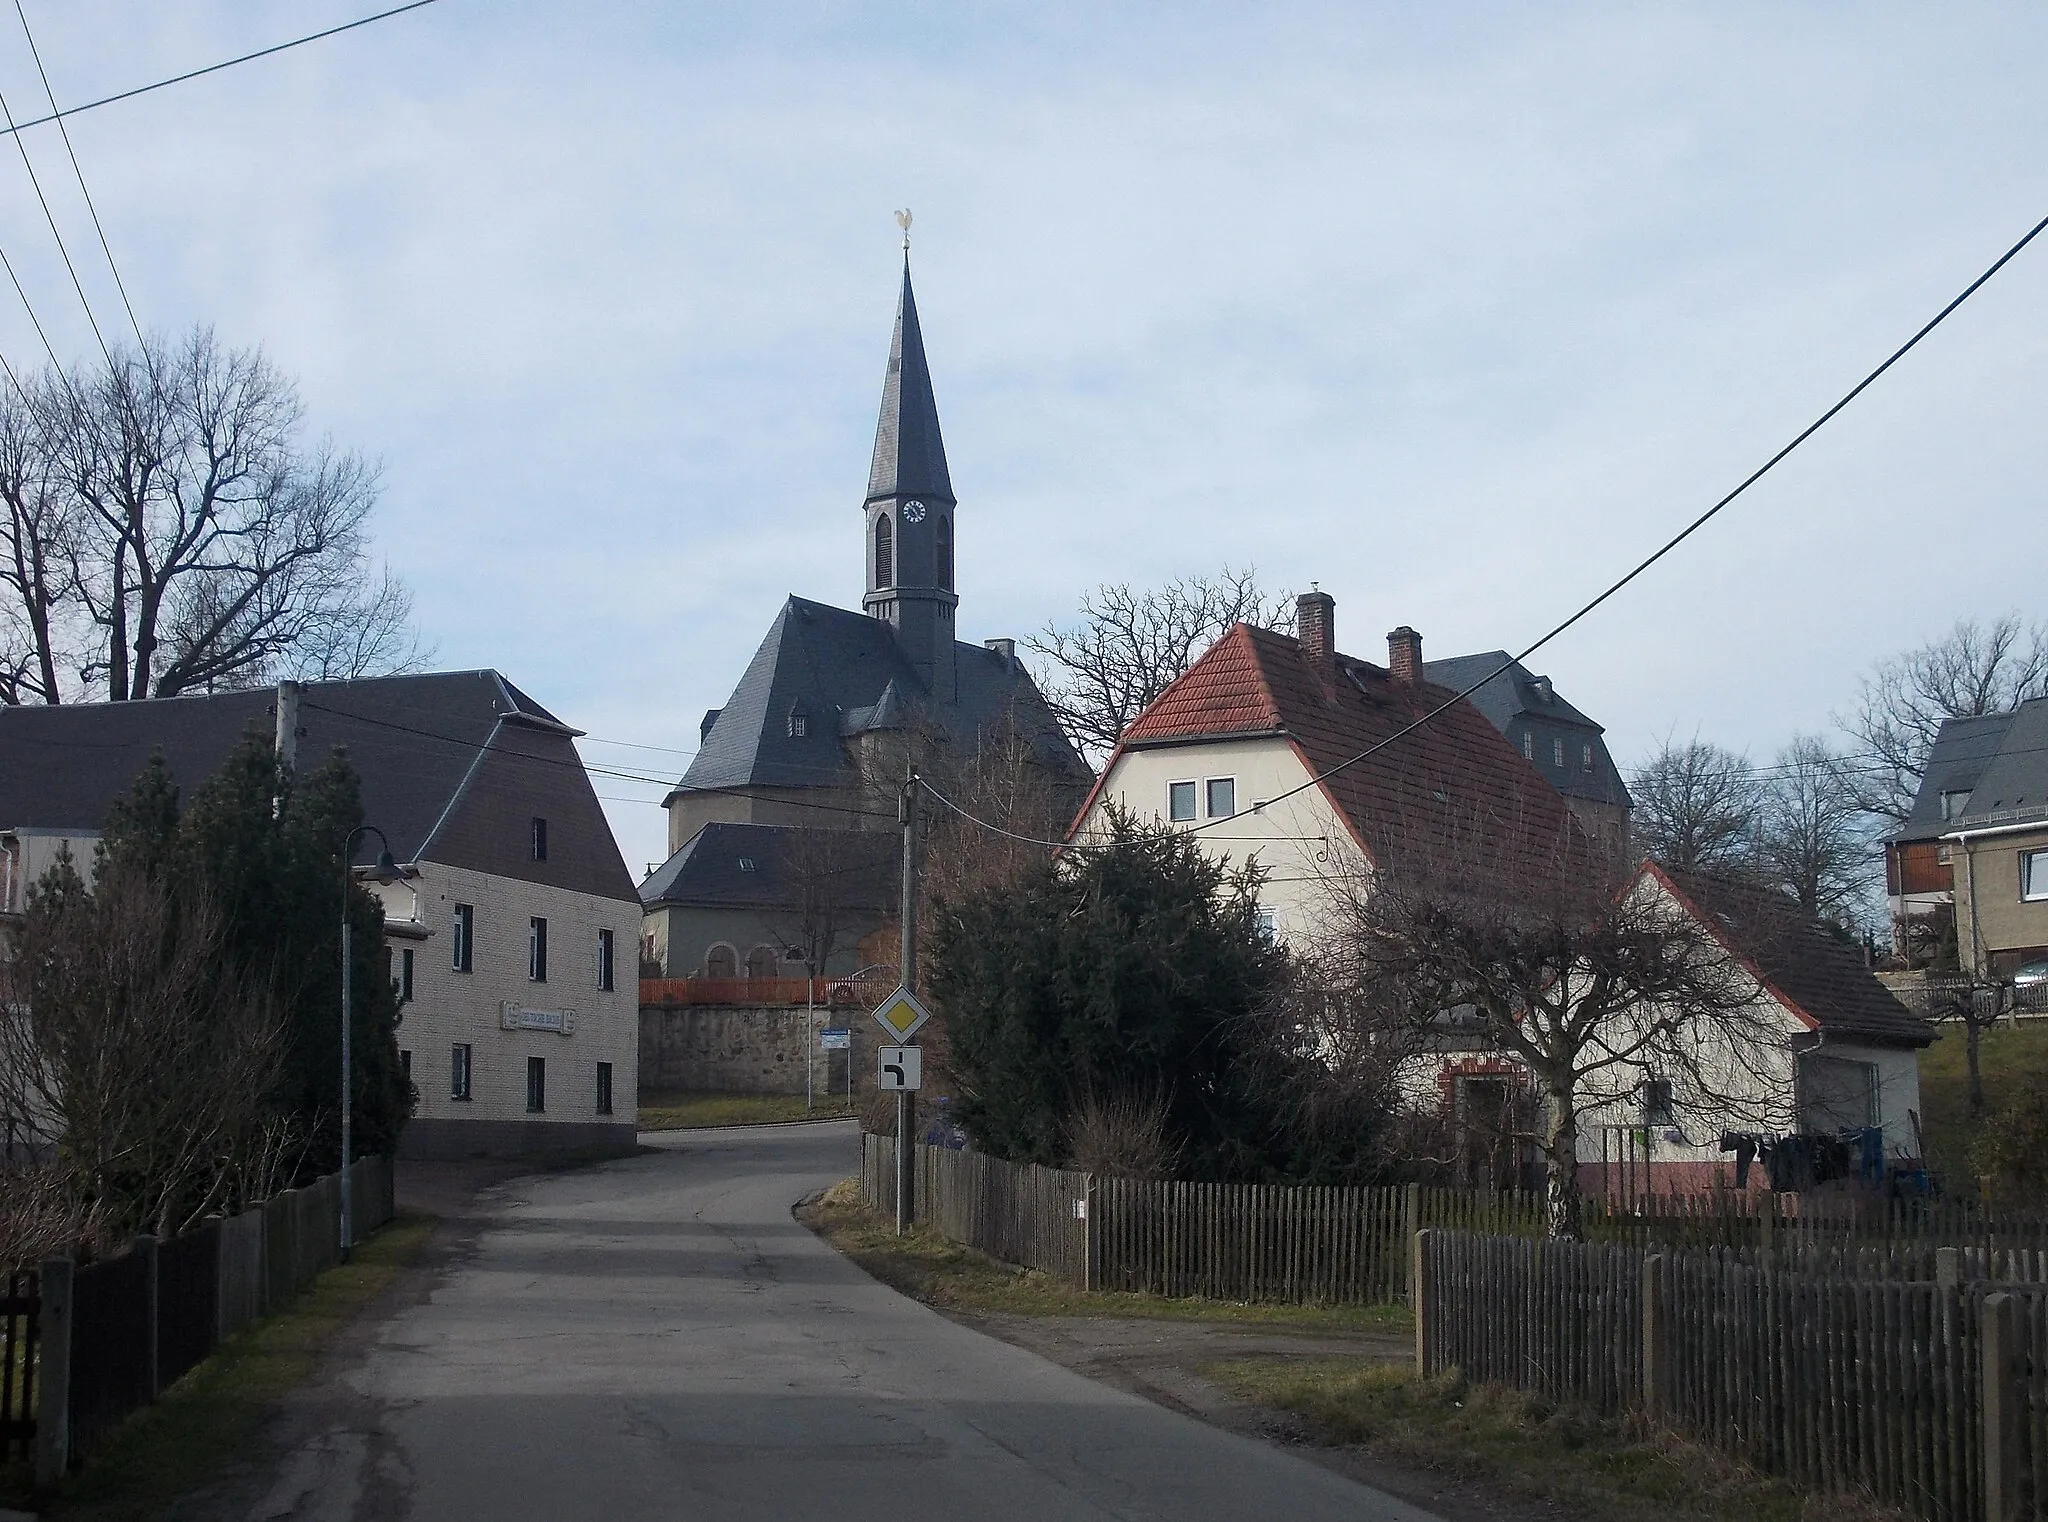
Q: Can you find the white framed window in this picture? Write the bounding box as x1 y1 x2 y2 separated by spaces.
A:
1521 731 1533 760
452 903 474 973
597 927 616 991
1206 777 1236 819
2022 848 2048 903
1254 908 1277 940
1581 742 1595 771
788 708 808 738
526 1056 546 1114
529 916 549 982
1552 737 1565 769
397 947 414 1003
597 1061 614 1116
1168 780 1198 822
451 1043 473 1101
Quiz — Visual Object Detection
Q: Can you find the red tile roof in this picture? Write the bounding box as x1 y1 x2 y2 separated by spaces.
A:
1098 623 1588 878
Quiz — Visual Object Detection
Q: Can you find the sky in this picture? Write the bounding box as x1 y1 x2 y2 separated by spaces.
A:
0 2 2043 877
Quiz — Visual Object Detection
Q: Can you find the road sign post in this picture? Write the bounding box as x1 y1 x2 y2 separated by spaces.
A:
878 1045 922 1090
895 773 919 1234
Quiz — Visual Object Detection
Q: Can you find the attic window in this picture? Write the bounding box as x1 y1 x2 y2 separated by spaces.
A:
738 858 757 872
788 708 809 738
1532 677 1554 703
1552 737 1565 769
1521 731 1533 760
1582 742 1595 771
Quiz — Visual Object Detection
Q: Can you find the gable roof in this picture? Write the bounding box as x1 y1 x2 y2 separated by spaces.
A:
1101 623 1589 878
669 595 1085 802
640 821 895 911
0 671 636 898
1648 863 1933 1047
1893 699 2048 844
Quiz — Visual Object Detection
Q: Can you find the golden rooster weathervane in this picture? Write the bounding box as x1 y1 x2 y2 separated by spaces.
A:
895 208 912 253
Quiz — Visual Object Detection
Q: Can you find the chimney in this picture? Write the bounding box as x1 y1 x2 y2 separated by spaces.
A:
273 681 302 772
984 637 1016 665
1387 626 1423 684
1296 591 1336 678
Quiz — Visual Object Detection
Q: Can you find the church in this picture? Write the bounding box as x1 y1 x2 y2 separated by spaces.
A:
641 260 1090 981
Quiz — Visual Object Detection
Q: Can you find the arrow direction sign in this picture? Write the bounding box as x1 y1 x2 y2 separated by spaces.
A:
870 984 932 1042
878 1045 922 1091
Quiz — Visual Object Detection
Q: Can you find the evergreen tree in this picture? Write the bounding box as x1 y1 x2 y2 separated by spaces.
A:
930 810 1359 1181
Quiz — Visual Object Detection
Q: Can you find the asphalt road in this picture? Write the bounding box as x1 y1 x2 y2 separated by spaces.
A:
262 1122 1442 1522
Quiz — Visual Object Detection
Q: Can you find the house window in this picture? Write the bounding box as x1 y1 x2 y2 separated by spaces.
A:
597 928 616 991
1941 790 1972 822
1168 781 1198 822
400 1049 412 1084
1521 731 1534 760
1643 1078 1675 1127
1206 777 1236 819
1581 742 1595 771
936 516 953 590
706 943 738 979
788 708 808 738
531 816 548 861
745 944 779 980
597 1062 614 1115
2022 849 2048 903
1552 737 1566 769
1254 908 1277 940
397 947 414 1003
451 1043 473 1101
529 916 549 983
526 1056 546 1113
873 514 893 587
452 904 474 973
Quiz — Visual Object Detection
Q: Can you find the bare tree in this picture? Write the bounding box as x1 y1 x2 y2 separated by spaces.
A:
1324 841 1767 1238
1628 738 1762 873
1841 615 2048 824
1752 733 1871 926
1026 568 1293 763
0 854 294 1236
0 327 429 705
765 825 896 977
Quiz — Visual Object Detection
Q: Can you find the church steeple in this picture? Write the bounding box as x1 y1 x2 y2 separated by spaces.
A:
863 256 959 700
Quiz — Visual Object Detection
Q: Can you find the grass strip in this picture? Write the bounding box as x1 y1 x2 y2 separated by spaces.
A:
2 1210 435 1521
1207 1357 1911 1522
802 1176 1410 1334
638 1090 856 1131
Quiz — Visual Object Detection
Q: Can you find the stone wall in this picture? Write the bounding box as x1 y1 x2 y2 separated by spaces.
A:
639 1001 869 1097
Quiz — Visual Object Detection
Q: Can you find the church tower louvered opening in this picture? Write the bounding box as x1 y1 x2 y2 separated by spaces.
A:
861 257 959 701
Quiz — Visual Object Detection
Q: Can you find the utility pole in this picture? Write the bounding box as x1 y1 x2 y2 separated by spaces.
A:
896 768 918 1234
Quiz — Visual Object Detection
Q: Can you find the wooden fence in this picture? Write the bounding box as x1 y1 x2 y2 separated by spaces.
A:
860 1136 2048 1306
1417 1229 2048 1522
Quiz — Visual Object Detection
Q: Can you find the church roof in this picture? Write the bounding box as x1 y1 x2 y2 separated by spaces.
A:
667 596 1084 803
865 261 954 506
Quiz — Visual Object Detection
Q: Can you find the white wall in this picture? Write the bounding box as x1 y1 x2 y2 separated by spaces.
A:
1 829 101 914
377 862 640 1130
1079 736 1366 945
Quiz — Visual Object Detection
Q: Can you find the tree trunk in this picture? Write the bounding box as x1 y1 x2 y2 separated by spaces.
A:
1543 1081 1582 1240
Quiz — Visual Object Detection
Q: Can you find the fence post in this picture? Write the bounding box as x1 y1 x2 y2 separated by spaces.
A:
136 1233 160 1400
1640 1253 1665 1416
1936 1245 1961 1289
1083 1174 1099 1293
1984 1291 2023 1522
35 1257 72 1487
1411 1229 1433 1377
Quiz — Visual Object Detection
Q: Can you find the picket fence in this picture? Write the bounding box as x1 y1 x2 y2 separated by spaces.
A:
858 1135 2048 1302
27 1155 396 1483
1417 1229 2048 1522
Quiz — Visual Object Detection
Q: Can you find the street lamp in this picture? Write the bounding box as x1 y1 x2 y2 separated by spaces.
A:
341 824 401 1261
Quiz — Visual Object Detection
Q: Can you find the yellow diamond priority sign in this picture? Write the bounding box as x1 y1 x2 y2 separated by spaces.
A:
871 984 932 1041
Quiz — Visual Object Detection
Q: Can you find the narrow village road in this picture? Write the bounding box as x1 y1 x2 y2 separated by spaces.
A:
270 1122 1442 1522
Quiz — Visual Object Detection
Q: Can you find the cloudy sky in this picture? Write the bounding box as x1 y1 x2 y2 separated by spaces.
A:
2 3 2043 874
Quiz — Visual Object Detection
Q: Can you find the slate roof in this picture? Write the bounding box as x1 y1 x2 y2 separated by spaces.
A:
1892 700 2048 844
1650 863 1934 1047
1422 650 1631 810
668 595 1085 801
640 821 895 910
0 671 579 869
866 260 954 507
1099 623 1590 878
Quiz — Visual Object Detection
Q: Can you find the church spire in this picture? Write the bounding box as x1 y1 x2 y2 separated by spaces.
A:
866 257 954 507
862 250 959 701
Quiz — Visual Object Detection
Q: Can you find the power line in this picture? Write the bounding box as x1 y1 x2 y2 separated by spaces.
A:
13 0 145 348
0 1 447 141
0 231 60 370
0 77 114 370
1186 205 2048 839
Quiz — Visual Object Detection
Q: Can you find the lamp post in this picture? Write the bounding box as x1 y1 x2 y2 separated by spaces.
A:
341 824 401 1261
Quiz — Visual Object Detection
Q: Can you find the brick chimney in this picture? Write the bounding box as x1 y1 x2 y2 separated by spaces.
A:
1387 625 1423 684
1296 590 1336 679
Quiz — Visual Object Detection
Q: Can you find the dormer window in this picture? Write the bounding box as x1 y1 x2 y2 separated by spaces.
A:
788 707 809 738
873 514 894 587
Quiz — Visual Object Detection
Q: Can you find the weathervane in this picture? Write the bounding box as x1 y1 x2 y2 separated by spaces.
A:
894 208 912 252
